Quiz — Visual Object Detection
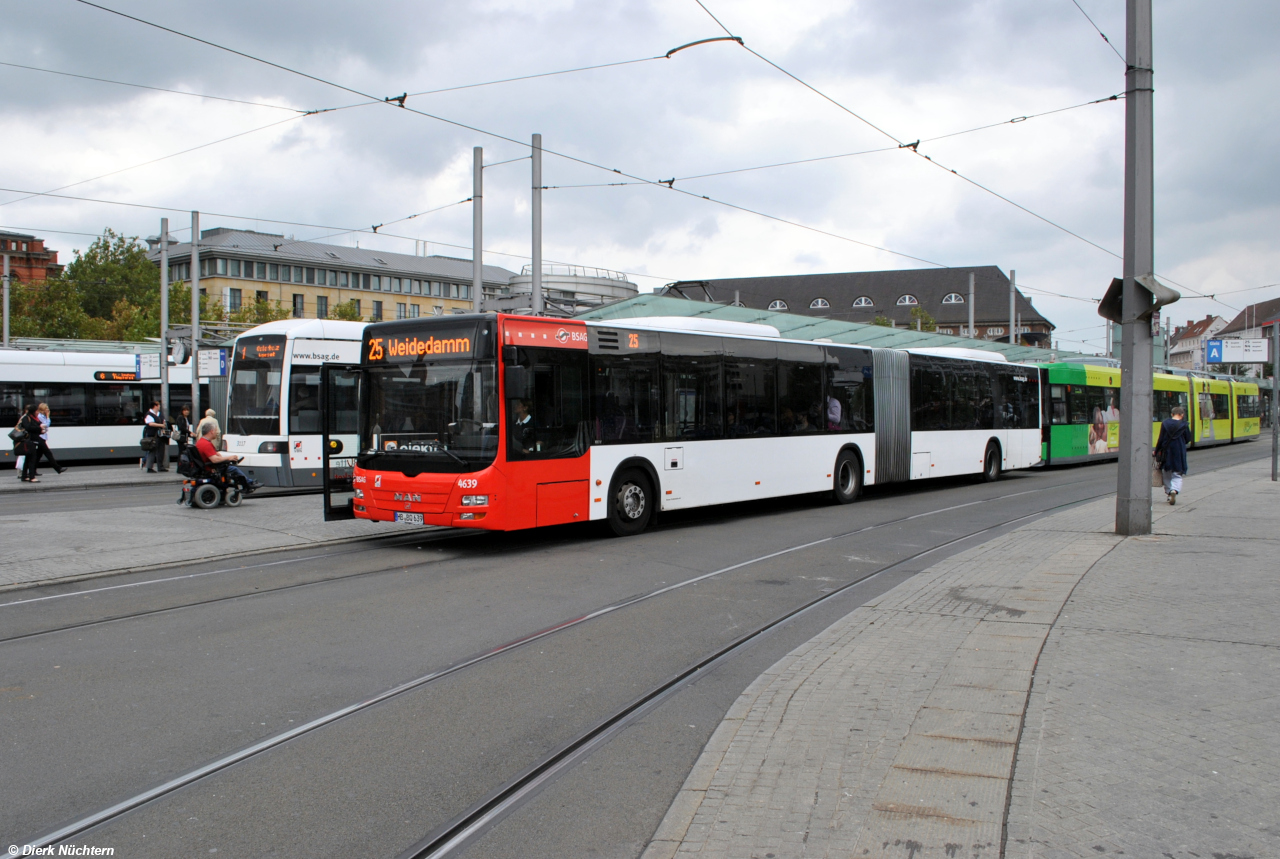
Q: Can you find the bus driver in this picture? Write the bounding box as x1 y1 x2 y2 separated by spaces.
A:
511 398 536 454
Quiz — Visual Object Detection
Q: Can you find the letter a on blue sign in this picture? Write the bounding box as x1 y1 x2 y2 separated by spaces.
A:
1207 340 1222 363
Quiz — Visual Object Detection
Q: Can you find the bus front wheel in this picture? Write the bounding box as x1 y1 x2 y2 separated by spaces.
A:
607 468 654 537
833 451 862 504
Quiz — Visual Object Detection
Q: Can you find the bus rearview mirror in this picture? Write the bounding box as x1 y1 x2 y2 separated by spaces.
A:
505 365 530 399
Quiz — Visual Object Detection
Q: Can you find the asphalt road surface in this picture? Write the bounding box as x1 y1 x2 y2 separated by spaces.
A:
1 443 1267 857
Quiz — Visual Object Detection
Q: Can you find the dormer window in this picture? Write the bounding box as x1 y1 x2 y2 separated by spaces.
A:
896 294 919 306
852 296 874 307
942 292 965 304
767 300 788 311
809 298 830 309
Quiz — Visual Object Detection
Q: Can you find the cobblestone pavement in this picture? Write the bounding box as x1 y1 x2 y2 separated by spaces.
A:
644 460 1279 859
0 492 396 591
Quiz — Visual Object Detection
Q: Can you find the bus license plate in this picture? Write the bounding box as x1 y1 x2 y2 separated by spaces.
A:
395 512 424 525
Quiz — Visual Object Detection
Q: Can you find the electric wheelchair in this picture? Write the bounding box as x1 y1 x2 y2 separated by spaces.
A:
176 444 247 509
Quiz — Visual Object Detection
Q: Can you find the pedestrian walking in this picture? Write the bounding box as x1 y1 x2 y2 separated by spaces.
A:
17 404 43 482
142 400 166 472
32 403 66 476
1155 404 1192 505
196 409 221 449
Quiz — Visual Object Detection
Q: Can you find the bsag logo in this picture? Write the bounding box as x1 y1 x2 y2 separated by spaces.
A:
393 492 422 502
555 328 571 344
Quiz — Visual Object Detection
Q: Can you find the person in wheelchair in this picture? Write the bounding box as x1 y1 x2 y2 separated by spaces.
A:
194 423 262 494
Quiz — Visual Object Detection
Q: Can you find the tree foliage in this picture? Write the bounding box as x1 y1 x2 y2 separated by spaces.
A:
871 315 893 327
909 306 938 332
329 299 364 321
8 228 284 339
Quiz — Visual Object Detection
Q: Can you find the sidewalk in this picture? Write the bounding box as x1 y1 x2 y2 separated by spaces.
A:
1 462 184 493
644 459 1279 859
0 491 408 592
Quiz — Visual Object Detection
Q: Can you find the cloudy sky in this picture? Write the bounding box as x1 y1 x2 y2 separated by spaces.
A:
3 0 1277 352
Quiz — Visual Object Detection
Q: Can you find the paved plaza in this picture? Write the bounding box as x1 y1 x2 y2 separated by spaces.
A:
645 459 1279 859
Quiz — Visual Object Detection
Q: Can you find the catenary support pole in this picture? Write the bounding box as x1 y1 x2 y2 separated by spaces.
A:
968 272 974 338
159 218 170 424
531 133 544 316
1116 0 1155 535
2 253 9 347
472 147 483 313
1272 320 1278 481
191 211 201 419
1008 270 1016 345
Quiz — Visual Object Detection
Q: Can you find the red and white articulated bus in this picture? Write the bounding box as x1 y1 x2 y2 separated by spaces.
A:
320 313 1043 535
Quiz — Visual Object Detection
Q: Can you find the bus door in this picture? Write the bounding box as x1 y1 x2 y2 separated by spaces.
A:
321 363 362 521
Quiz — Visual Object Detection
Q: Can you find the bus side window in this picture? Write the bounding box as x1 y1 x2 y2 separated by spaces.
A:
591 354 659 444
822 346 874 433
661 357 724 440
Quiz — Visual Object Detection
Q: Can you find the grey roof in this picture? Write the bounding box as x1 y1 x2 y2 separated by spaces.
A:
660 265 1054 330
1219 297 1280 335
150 228 517 285
577 294 1101 364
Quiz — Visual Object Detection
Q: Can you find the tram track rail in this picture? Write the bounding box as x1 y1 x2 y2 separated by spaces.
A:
20 478 1111 851
0 474 1102 647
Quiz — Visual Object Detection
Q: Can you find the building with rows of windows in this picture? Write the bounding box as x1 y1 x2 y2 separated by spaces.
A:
149 228 514 321
659 265 1056 347
147 228 638 321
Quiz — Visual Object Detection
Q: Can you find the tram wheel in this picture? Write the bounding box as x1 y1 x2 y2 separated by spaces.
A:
832 450 862 504
607 468 654 537
193 483 222 509
981 443 1001 483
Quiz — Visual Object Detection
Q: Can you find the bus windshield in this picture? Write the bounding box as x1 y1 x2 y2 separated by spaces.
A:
362 360 498 472
228 335 285 436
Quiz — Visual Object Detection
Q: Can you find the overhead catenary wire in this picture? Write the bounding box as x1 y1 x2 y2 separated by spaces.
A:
0 60 307 112
689 0 1242 315
0 114 308 210
66 0 948 271
1067 0 1127 64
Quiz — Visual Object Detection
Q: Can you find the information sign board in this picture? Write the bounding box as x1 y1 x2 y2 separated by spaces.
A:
1206 339 1269 364
197 348 228 377
135 352 161 380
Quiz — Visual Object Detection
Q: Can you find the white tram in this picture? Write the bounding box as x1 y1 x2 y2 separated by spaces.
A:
222 319 367 487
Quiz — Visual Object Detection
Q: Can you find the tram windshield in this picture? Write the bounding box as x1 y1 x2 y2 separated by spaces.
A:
227 335 285 436
362 360 498 472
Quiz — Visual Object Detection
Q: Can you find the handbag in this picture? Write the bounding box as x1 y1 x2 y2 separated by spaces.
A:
1151 459 1165 488
7 427 26 442
140 437 156 452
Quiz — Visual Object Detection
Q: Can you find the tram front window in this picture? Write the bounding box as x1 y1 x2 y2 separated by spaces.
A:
228 335 285 435
362 361 498 472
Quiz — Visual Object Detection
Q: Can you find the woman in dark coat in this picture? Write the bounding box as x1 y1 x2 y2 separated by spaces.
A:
18 404 44 482
1155 404 1192 504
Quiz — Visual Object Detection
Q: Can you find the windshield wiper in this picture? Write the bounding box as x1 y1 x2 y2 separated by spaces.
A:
438 446 468 466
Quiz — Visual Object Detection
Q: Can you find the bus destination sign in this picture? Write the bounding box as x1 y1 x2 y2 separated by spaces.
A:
93 371 138 381
367 334 473 362
240 340 283 361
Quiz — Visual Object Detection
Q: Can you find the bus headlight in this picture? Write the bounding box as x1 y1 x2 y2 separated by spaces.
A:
354 488 364 498
460 495 488 506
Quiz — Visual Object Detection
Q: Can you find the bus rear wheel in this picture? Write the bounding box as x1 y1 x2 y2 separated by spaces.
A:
607 468 654 537
981 444 1001 482
833 450 862 504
